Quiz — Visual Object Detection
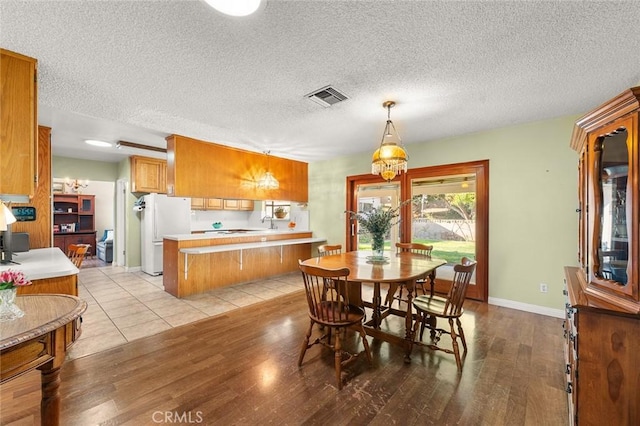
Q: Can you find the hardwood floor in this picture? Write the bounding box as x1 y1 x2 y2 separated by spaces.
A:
1 291 568 425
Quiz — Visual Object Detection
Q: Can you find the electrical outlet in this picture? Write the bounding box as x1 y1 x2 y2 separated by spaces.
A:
540 283 548 293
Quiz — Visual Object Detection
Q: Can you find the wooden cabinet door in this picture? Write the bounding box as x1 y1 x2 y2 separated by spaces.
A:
207 198 223 210
239 200 254 210
191 198 205 210
223 199 239 210
131 156 167 193
0 49 37 198
78 195 94 214
53 235 66 253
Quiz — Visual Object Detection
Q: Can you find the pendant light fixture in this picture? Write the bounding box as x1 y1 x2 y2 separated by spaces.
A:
371 101 409 181
257 151 279 190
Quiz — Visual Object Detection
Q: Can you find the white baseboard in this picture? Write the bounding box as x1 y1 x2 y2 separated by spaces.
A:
488 297 564 319
124 266 141 273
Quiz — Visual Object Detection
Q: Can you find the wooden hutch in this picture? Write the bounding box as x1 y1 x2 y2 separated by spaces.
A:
564 87 640 425
52 194 97 256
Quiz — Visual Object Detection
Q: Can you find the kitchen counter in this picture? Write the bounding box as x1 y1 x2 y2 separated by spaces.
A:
0 247 78 280
163 231 325 297
0 247 80 296
166 228 311 241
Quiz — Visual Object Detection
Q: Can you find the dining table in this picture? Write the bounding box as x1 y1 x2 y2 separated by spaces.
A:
0 294 87 426
301 250 446 362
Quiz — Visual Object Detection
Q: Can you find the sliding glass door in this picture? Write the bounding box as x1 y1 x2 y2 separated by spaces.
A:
405 161 488 301
347 160 488 301
352 181 401 251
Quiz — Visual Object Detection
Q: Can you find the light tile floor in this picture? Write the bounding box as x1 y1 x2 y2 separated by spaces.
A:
68 265 304 360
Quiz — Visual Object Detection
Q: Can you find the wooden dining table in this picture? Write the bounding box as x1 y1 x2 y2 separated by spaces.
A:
301 250 446 362
0 294 87 426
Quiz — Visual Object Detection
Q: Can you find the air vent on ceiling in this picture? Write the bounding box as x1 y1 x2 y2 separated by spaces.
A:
305 85 348 107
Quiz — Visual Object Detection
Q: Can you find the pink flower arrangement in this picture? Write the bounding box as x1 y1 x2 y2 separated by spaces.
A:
0 269 32 290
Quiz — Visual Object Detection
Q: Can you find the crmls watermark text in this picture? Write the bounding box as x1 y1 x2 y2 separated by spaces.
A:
152 411 204 424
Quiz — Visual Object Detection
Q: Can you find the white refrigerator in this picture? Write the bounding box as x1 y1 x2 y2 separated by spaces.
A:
141 193 191 275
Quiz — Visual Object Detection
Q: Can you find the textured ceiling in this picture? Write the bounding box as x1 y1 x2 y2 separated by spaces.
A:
1 0 639 163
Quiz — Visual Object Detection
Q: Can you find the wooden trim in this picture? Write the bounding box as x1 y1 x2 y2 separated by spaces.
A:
570 86 640 152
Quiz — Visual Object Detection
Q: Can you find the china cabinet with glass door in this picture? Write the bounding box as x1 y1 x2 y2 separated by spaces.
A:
564 87 640 425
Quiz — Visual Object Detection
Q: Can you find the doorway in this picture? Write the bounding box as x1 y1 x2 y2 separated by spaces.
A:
346 160 488 301
115 179 127 267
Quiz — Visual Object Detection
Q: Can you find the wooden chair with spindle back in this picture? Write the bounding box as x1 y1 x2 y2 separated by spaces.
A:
385 242 434 306
317 244 342 257
298 260 372 389
411 257 477 371
67 244 90 268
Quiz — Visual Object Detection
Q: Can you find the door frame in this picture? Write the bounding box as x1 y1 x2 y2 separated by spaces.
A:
346 173 403 250
115 179 127 267
346 160 489 301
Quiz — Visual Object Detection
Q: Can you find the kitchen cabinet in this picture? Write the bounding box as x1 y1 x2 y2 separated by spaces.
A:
564 87 640 425
130 155 167 194
207 198 223 210
166 134 308 202
191 197 253 211
10 126 52 249
0 49 38 198
223 199 254 210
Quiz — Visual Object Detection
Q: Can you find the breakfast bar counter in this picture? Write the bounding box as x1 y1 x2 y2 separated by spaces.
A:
163 230 325 298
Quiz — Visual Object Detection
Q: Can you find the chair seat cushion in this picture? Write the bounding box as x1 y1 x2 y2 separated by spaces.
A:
412 295 463 318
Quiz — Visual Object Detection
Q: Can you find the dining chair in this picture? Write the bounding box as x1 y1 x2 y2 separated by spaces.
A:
385 242 434 306
317 244 342 257
411 257 477 371
67 244 90 268
298 260 372 389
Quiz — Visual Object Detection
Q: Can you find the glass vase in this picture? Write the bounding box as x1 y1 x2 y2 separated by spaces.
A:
371 233 385 259
0 288 24 322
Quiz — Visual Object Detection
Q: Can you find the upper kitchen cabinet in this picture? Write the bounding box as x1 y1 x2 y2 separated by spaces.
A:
130 155 167 194
0 49 37 199
166 135 308 202
569 86 639 311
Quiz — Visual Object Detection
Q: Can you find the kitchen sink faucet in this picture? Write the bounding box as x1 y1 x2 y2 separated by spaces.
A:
261 215 277 229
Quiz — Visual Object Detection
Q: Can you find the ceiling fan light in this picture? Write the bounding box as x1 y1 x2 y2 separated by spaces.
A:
203 0 262 17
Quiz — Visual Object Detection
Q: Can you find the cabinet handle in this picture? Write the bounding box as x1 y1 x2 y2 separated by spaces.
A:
566 364 571 375
351 223 355 237
566 382 573 394
563 289 568 296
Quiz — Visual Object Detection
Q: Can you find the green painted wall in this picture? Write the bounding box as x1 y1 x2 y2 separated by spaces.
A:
308 114 581 311
52 156 119 181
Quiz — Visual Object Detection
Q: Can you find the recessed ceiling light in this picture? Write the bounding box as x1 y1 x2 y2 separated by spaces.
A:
203 0 262 17
85 139 112 148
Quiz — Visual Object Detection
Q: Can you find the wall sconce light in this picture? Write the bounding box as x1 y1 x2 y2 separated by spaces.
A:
371 100 409 182
65 178 89 194
257 151 280 190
